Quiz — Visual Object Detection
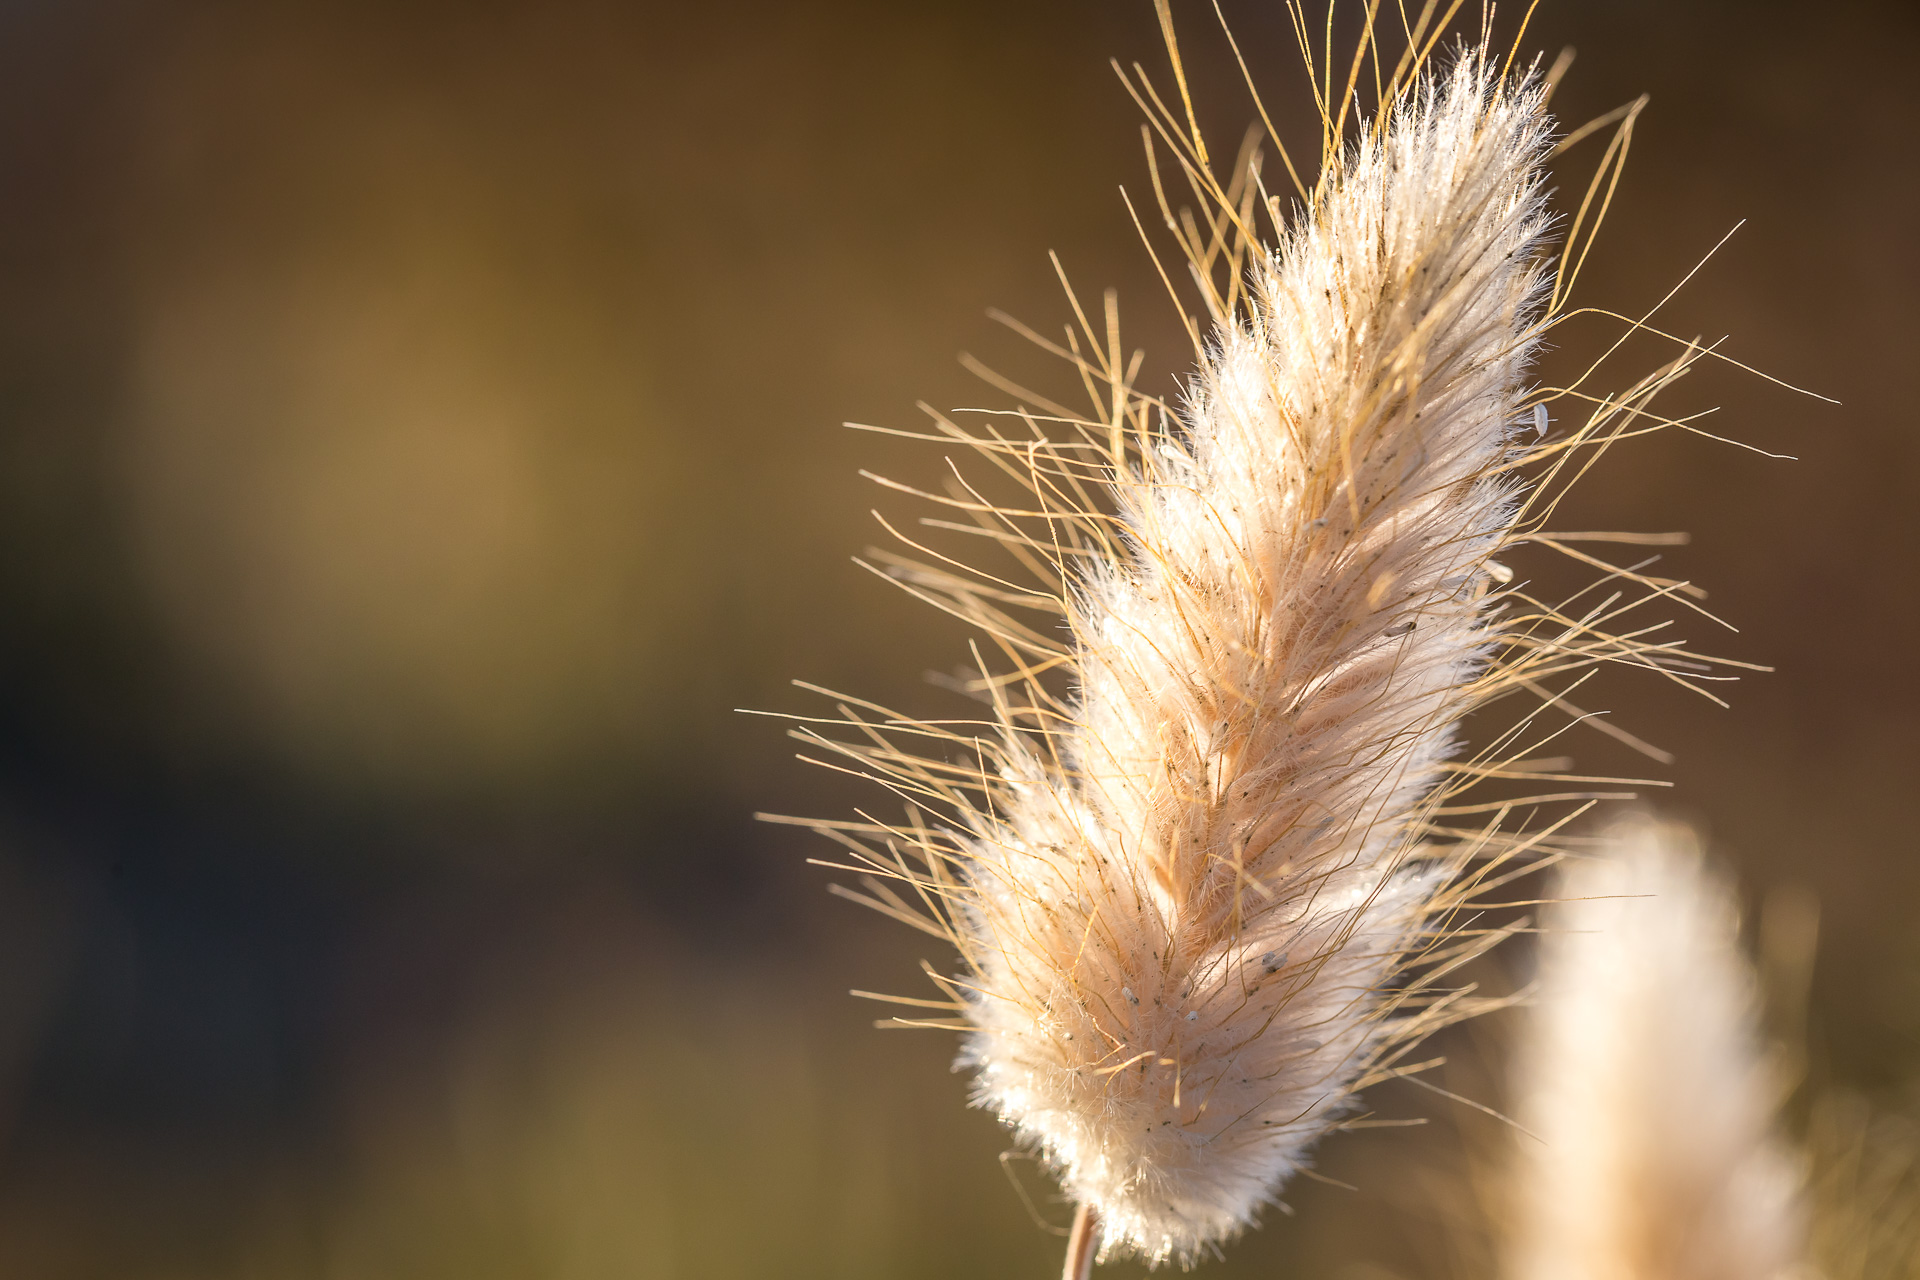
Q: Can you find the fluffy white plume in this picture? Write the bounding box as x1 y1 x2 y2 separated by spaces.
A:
787 23 1730 1271
1506 817 1803 1280
951 59 1553 1263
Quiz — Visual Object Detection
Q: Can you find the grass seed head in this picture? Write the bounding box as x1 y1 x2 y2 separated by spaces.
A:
782 11 1750 1269
954 56 1554 1264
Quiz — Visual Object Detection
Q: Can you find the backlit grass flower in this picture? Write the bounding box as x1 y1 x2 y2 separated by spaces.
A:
777 4 1740 1268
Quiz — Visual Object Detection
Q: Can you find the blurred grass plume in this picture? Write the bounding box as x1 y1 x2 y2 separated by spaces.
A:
1503 816 1804 1280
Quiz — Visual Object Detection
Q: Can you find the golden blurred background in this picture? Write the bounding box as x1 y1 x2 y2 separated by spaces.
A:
0 0 1908 1275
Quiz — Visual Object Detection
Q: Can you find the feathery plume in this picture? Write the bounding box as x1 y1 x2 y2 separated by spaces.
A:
1504 816 1802 1280
778 8 1738 1270
954 57 1553 1263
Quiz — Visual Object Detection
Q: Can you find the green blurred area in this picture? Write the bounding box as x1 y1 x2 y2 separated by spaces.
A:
0 0 1909 1274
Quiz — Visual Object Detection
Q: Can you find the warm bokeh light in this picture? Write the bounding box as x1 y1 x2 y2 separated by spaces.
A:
0 0 1908 1275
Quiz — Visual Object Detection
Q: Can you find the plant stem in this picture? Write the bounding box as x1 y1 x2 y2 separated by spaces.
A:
1062 1203 1099 1280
